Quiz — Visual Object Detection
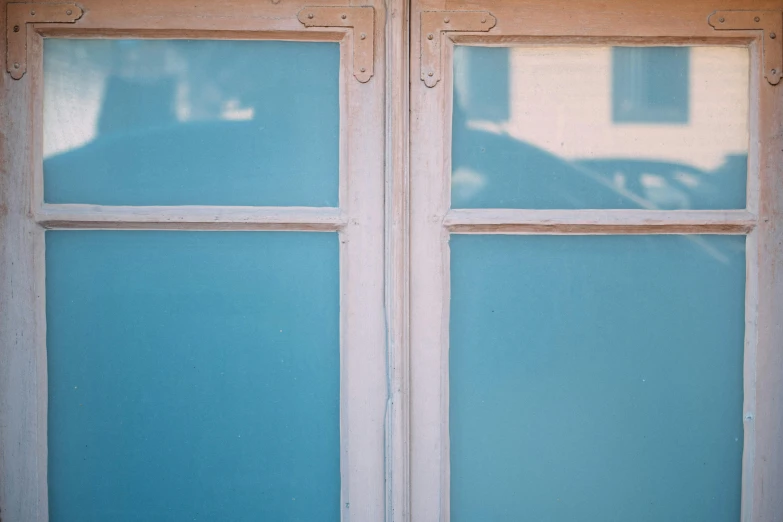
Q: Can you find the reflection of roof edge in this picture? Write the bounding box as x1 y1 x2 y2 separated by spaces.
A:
44 119 263 163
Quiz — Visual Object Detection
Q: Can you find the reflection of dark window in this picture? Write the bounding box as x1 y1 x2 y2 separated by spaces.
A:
612 47 690 124
456 46 510 122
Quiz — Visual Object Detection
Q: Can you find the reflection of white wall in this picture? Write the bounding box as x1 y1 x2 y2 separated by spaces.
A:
44 40 254 159
43 42 109 158
469 47 748 171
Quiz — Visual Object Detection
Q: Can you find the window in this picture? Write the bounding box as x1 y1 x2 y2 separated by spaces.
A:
612 46 691 124
2 1 782 521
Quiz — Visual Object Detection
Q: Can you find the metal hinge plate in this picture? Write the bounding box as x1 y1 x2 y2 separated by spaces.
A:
298 6 374 83
708 10 782 85
6 2 83 80
420 10 496 87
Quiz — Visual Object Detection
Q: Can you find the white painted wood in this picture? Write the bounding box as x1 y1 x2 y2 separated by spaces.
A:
35 204 346 230
444 209 757 234
409 1 450 520
384 0 411 520
741 33 763 522
748 22 783 520
0 12 48 521
337 3 388 518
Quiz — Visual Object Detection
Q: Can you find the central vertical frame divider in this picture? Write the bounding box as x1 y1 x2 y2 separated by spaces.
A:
409 1 783 522
0 0 388 520
385 0 412 521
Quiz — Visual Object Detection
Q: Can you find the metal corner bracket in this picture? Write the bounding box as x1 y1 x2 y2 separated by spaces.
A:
6 2 83 80
298 6 374 83
708 10 782 85
420 10 496 88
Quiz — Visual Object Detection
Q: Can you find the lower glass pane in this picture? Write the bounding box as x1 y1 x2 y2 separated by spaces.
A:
46 231 340 521
450 234 745 521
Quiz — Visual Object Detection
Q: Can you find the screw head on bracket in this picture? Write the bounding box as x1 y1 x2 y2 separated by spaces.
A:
66 9 72 15
755 16 761 22
771 32 777 39
30 10 35 15
341 14 347 19
13 25 20 32
13 63 20 69
360 33 366 39
719 17 725 23
307 13 314 18
444 17 450 23
427 33 434 40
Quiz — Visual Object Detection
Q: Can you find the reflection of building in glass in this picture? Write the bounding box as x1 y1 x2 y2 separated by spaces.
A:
612 47 690 124
454 46 510 123
453 46 749 210
42 39 340 207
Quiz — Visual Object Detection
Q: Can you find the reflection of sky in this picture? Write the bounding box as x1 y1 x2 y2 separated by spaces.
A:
452 46 750 211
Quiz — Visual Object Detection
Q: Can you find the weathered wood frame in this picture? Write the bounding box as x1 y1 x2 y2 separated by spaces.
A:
3 0 783 521
0 1 393 521
409 1 783 521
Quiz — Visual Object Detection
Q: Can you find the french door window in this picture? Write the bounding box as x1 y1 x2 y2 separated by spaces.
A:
1 0 781 520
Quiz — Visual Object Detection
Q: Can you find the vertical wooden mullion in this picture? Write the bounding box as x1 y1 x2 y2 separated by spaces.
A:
409 0 449 520
751 27 783 520
340 1 388 519
385 0 412 519
0 6 48 521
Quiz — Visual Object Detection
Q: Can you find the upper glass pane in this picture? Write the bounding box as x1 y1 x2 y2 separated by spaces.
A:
47 231 340 521
450 234 745 522
452 46 749 209
44 40 339 206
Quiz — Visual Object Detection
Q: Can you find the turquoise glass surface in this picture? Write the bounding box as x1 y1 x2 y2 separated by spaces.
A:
43 40 339 206
46 231 340 521
452 45 749 209
450 234 745 522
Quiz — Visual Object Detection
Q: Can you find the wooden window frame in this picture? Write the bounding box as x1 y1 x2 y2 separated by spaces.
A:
409 1 783 521
3 0 783 521
0 1 394 520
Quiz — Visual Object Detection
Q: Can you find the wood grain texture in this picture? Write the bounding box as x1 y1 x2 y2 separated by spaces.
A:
750 19 783 520
0 2 47 520
35 205 346 231
445 209 757 234
385 0 411 520
410 1 449 520
446 0 783 37
337 2 388 519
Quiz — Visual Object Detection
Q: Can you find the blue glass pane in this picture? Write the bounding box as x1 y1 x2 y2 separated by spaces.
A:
450 234 745 522
452 46 749 209
44 40 339 206
612 47 690 123
47 231 340 521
